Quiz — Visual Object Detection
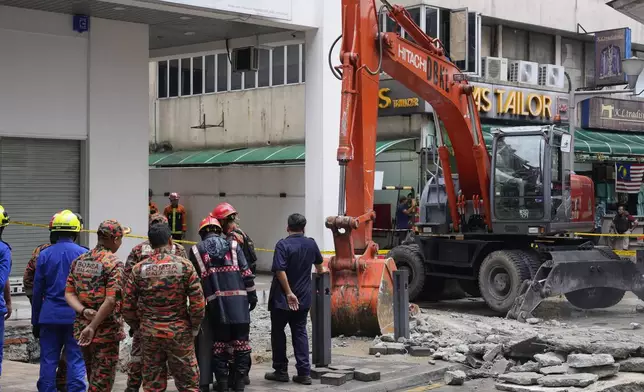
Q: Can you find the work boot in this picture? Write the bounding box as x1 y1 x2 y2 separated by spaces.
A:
244 375 250 385
215 379 228 392
292 375 312 385
234 377 246 392
264 371 289 382
199 385 210 392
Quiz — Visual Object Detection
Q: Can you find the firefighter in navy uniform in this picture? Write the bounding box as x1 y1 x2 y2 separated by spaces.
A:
189 215 257 392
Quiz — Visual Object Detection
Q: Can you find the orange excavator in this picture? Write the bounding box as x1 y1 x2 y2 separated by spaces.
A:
325 0 644 336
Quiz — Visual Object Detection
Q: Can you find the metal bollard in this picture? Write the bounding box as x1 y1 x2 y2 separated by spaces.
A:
311 272 331 367
393 269 410 340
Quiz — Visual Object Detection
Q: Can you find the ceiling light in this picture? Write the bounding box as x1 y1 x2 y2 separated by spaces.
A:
180 16 192 20
113 6 126 11
184 31 196 36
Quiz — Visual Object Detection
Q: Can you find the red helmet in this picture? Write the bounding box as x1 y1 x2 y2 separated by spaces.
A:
198 216 221 232
211 202 237 220
169 192 180 200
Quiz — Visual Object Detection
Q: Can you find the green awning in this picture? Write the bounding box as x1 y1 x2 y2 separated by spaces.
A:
149 138 417 167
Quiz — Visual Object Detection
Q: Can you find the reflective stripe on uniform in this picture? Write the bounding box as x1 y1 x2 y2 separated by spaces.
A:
192 245 207 275
245 285 256 292
206 290 247 302
231 241 238 267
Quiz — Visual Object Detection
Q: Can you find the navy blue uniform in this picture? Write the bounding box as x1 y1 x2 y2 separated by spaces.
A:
33 238 88 392
0 240 11 376
269 234 323 377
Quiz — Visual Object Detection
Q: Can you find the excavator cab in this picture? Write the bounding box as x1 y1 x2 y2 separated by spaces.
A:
489 125 585 235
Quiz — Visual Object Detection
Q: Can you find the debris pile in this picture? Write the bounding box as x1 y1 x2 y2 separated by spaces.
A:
369 309 644 390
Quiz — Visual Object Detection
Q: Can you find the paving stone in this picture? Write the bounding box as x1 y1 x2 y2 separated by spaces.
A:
569 363 620 379
369 342 388 356
483 344 504 362
354 368 380 382
328 364 355 371
498 372 542 386
409 346 434 357
537 373 599 388
510 361 541 373
495 383 570 392
567 354 615 368
329 369 354 380
619 357 644 372
321 372 349 386
386 342 406 355
534 352 565 367
444 370 466 386
539 365 568 375
310 367 332 379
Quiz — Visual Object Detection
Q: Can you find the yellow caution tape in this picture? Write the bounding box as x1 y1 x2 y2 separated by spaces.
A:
574 232 644 238
8 220 392 256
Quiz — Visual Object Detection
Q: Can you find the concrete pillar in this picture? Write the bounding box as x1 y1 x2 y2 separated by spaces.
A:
87 18 149 259
304 0 342 253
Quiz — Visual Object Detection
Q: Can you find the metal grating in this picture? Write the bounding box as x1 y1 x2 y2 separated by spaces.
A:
0 0 287 49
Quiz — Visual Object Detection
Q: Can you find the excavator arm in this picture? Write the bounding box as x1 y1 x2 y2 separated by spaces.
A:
326 0 491 336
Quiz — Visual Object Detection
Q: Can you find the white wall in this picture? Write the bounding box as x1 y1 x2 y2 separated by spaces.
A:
150 165 305 271
0 6 87 140
87 18 149 259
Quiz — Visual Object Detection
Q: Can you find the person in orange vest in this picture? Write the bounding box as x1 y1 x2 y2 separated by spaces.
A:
149 189 158 216
163 193 187 241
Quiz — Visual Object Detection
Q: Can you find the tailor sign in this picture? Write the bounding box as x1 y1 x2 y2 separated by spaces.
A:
581 97 644 132
378 79 432 117
595 28 631 86
157 0 292 20
470 82 567 123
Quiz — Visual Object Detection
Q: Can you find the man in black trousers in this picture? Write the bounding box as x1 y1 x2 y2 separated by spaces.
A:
264 213 326 385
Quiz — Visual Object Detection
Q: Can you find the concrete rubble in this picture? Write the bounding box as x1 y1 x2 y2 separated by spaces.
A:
367 307 644 390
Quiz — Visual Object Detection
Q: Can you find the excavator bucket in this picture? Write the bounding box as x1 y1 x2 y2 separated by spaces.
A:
507 248 644 322
324 255 397 336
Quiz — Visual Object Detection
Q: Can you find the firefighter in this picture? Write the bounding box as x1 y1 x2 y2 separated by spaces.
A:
0 206 11 378
189 214 257 392
164 192 187 241
211 203 258 275
65 219 128 392
124 213 187 392
149 189 159 216
33 210 88 392
123 222 204 392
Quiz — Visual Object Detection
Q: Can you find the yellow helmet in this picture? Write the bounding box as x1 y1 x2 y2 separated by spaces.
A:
50 210 82 233
0 206 9 227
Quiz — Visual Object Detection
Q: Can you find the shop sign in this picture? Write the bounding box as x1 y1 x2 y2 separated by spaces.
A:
378 79 432 117
581 97 644 132
595 28 631 87
470 82 567 123
157 0 292 20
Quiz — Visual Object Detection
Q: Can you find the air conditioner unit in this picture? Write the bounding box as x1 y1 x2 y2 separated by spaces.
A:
509 60 539 85
481 57 508 82
538 64 565 89
232 47 259 72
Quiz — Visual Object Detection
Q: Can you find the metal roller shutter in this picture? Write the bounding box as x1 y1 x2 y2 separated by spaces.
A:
0 138 81 277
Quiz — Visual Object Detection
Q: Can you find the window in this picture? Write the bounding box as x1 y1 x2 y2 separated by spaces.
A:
528 33 555 65
217 54 227 92
180 58 191 96
205 55 215 93
158 61 168 98
244 71 256 89
273 46 285 86
425 7 438 39
231 67 242 91
192 56 203 95
562 38 584 91
405 7 422 42
301 44 306 83
169 59 179 97
286 44 300 84
258 49 270 87
503 28 528 61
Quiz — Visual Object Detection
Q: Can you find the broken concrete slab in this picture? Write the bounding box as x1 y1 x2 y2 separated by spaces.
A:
619 357 644 373
321 372 349 386
510 361 541 373
534 352 565 367
380 334 396 343
484 344 504 362
444 370 466 386
539 365 568 375
498 372 542 386
369 343 388 356
446 352 468 364
409 346 434 357
537 373 599 388
467 368 494 379
579 372 644 392
505 335 544 359
495 383 569 392
491 358 514 375
469 343 498 355
541 338 639 359
467 334 485 344
567 354 615 368
569 363 619 379
467 354 484 369
354 368 380 382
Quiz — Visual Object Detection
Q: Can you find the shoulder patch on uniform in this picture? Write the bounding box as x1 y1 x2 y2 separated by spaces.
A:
141 262 184 278
74 260 103 276
141 244 153 256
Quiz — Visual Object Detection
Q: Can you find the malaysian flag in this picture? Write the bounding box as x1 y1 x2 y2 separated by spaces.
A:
615 163 644 193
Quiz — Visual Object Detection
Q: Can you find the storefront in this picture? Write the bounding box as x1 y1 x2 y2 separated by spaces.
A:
580 97 644 214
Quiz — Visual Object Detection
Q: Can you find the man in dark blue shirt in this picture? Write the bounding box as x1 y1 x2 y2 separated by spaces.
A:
264 213 325 386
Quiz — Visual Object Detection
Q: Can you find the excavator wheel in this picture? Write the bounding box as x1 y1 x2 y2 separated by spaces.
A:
387 245 444 301
563 247 626 309
479 250 532 314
